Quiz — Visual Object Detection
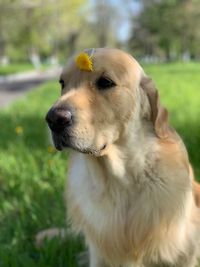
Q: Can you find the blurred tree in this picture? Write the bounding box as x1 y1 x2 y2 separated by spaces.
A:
77 0 122 49
174 0 200 59
129 0 200 61
0 0 86 63
92 0 116 47
0 0 22 62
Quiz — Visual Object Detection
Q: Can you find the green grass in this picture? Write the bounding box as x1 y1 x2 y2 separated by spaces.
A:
0 62 200 266
0 63 35 75
0 63 51 76
0 83 84 266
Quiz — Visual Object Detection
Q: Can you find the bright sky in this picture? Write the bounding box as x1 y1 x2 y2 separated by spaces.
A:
114 0 142 41
88 0 142 41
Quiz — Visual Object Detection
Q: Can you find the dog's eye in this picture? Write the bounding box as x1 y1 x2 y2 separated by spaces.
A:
96 76 116 90
59 79 65 89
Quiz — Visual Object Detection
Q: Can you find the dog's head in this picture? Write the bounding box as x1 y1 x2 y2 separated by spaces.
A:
46 48 170 156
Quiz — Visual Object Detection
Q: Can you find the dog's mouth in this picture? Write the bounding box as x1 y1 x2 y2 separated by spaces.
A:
51 132 107 156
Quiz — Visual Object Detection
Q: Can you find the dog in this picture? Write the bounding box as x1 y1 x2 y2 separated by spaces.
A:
45 48 200 267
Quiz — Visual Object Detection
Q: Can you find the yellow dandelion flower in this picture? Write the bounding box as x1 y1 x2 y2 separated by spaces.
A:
47 145 55 153
48 159 53 166
15 126 23 135
75 52 93 71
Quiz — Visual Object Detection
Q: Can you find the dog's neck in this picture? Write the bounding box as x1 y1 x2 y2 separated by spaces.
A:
82 88 157 189
84 112 157 189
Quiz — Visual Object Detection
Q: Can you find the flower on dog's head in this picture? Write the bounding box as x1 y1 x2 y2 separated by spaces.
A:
75 52 93 71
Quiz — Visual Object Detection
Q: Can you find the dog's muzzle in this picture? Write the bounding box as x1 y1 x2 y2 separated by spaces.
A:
45 107 107 155
45 107 73 150
46 107 72 133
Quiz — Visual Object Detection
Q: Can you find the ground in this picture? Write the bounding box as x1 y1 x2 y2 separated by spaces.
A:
0 62 200 267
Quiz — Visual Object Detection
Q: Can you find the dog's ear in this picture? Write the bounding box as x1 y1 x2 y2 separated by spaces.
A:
140 75 170 139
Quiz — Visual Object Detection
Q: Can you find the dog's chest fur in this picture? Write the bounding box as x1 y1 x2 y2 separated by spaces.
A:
67 148 192 266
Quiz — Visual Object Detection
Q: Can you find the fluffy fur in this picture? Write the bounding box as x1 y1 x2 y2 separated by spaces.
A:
46 48 200 267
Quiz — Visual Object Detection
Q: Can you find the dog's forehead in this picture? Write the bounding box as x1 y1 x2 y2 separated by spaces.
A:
60 49 141 85
94 49 135 67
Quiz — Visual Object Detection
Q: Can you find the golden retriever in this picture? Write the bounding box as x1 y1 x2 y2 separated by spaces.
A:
45 48 200 267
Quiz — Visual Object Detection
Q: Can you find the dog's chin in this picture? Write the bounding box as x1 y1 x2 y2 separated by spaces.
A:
52 133 107 157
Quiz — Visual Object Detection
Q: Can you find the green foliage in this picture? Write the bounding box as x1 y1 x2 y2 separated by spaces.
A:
0 0 86 61
0 63 200 266
129 0 200 60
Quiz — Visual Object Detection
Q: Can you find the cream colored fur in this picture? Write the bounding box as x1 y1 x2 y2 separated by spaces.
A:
47 48 200 267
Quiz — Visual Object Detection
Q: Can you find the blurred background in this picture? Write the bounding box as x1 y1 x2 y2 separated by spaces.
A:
0 1 200 266
1 0 200 64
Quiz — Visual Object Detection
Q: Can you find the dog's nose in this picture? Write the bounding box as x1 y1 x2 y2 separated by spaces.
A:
45 107 72 133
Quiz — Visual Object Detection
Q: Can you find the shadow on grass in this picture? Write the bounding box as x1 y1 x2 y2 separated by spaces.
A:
175 122 200 180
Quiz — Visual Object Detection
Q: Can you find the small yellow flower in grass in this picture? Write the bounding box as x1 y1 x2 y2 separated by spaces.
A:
48 159 53 166
47 145 55 153
75 52 93 71
15 126 23 135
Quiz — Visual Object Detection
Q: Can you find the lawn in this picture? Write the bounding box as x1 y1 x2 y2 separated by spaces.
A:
0 83 84 267
0 63 35 76
0 63 51 76
0 63 200 266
